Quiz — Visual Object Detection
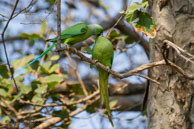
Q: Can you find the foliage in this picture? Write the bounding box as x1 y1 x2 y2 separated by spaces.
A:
0 0 155 128
0 21 99 128
125 1 156 38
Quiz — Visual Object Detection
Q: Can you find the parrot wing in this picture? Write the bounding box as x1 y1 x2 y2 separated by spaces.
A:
49 23 88 42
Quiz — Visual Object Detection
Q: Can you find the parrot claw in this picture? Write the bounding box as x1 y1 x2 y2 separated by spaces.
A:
64 44 70 49
94 60 98 64
106 66 111 73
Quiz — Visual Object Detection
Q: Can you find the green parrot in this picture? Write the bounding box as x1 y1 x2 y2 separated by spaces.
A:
23 23 103 68
92 36 114 126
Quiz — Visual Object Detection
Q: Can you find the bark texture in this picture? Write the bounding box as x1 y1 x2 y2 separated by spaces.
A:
148 0 194 129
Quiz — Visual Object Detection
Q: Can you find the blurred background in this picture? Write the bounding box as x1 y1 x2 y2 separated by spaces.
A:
0 0 149 128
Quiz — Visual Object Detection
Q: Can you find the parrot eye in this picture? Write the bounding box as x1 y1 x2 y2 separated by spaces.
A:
81 28 87 32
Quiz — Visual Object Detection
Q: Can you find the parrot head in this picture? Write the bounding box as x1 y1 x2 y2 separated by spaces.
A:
92 24 103 36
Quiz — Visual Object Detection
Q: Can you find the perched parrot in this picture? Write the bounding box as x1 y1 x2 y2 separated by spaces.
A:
92 36 114 126
23 23 103 68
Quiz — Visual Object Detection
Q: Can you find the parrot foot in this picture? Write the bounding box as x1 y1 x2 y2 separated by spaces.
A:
94 60 98 64
106 66 111 73
64 44 70 50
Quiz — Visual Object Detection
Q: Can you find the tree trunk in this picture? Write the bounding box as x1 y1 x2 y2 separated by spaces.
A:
147 0 194 129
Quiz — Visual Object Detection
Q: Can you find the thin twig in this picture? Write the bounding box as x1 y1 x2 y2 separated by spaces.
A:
0 98 19 128
106 0 132 36
59 47 162 82
60 46 194 81
0 13 9 18
163 40 194 64
35 41 49 78
56 0 61 50
1 0 19 92
19 90 99 107
34 96 100 129
24 117 51 123
70 96 100 116
137 75 160 85
65 51 89 96
0 106 15 124
34 117 61 129
167 60 194 80
12 0 36 20
20 107 41 115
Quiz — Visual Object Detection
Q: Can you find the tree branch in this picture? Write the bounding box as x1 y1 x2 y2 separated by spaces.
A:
34 96 100 129
1 0 20 92
56 0 61 50
58 46 162 82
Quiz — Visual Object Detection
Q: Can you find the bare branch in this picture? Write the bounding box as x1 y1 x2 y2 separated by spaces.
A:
167 60 194 80
19 90 99 107
163 40 194 64
65 51 89 96
58 46 163 82
1 0 19 92
56 0 61 50
0 98 19 128
34 96 100 129
34 117 61 129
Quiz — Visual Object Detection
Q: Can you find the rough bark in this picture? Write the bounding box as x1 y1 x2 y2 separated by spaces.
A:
147 0 194 129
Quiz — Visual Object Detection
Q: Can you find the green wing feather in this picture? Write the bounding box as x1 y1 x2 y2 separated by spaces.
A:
23 43 55 69
49 23 88 42
23 23 88 69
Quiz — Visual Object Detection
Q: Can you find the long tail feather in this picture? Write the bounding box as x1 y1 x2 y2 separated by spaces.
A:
99 68 114 127
23 43 55 69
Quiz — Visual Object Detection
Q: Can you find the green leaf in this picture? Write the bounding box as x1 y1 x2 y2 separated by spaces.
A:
1 116 10 123
45 0 55 4
19 84 32 94
109 30 120 39
110 99 118 109
119 10 125 14
142 0 148 3
125 36 135 44
69 84 84 95
0 88 7 97
0 64 10 78
14 92 23 100
41 74 64 83
20 33 40 40
53 110 69 119
134 11 156 38
114 35 135 44
126 11 136 24
125 1 156 38
28 40 35 47
40 65 49 74
48 82 58 90
32 93 43 104
40 21 47 36
50 55 60 61
86 101 98 113
12 55 34 68
35 85 48 94
126 2 148 23
43 61 52 71
49 64 59 73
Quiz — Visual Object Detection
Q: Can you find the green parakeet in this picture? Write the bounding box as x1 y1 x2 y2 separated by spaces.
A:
92 36 114 126
23 23 103 68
